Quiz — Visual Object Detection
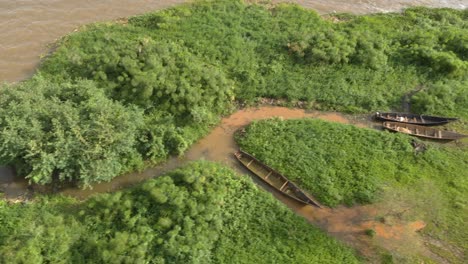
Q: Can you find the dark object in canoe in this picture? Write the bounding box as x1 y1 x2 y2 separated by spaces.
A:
375 112 457 126
234 150 322 207
383 121 467 140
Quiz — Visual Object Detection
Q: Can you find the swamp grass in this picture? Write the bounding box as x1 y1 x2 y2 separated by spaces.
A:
236 118 467 260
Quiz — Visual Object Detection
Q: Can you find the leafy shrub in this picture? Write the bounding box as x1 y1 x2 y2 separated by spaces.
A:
41 26 234 122
411 80 468 119
0 76 145 186
0 162 360 263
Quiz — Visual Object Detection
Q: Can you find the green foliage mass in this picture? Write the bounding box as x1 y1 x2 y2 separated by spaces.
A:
0 76 145 186
2 1 467 185
0 76 211 186
410 79 468 119
236 118 468 255
41 1 468 117
41 25 234 122
0 162 359 263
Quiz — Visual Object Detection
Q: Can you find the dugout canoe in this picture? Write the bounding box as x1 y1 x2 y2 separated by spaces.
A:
375 112 457 126
234 150 322 207
383 121 467 140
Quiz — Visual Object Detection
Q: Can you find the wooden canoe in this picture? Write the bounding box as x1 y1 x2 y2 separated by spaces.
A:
375 112 457 126
234 150 322 207
383 121 467 140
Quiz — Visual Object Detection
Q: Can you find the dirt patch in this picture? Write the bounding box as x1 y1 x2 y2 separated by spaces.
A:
270 191 430 262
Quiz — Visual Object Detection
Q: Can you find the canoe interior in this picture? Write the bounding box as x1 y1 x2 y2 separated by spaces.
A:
376 112 457 125
235 150 321 207
383 121 467 140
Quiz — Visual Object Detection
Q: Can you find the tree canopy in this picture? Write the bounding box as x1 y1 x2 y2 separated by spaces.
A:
0 162 359 263
0 76 145 186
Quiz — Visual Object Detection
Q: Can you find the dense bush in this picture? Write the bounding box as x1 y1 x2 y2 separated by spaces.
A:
41 25 234 122
0 162 360 263
0 76 145 186
41 1 468 114
411 79 468 119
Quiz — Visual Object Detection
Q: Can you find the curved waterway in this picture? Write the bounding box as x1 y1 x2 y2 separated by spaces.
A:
0 106 427 258
0 0 466 82
0 106 370 199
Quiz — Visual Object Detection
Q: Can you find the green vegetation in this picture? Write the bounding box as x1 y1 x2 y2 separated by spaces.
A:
365 229 376 237
41 1 468 116
0 76 145 186
0 162 359 263
236 118 468 259
0 75 219 186
1 1 466 186
1 2 467 262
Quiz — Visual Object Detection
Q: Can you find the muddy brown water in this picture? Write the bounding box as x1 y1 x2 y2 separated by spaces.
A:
0 0 466 82
0 106 427 259
0 106 366 198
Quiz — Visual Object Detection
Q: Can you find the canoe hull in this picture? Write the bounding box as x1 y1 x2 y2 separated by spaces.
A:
234 150 321 207
375 112 457 126
383 121 467 140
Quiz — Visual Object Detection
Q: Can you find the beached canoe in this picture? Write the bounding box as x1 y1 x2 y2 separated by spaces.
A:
375 112 457 126
383 121 467 140
234 150 322 207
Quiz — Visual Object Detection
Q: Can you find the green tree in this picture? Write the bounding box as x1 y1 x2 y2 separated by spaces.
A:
0 76 145 186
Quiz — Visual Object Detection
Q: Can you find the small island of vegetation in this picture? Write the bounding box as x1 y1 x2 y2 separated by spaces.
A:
236 118 467 262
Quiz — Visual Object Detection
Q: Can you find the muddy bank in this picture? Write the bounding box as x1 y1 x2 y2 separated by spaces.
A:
1 0 466 82
1 106 372 199
0 106 432 260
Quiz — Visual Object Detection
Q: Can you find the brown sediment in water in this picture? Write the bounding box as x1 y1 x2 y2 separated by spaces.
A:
0 106 427 259
0 106 363 198
266 186 428 259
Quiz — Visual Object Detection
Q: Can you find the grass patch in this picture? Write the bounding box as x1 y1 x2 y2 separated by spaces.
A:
236 118 467 259
0 161 360 263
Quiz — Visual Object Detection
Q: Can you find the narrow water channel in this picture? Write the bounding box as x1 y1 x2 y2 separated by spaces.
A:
0 106 427 259
0 106 370 199
48 106 371 198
